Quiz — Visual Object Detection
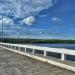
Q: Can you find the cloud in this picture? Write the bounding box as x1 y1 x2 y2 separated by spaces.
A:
0 17 14 25
0 0 15 16
52 17 63 25
23 16 36 25
54 0 58 4
0 0 57 18
39 15 48 17
52 17 60 21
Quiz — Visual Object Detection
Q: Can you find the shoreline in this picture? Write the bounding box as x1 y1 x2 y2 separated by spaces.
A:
0 38 75 44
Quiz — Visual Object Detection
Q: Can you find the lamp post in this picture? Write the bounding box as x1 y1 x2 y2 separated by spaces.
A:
1 15 3 43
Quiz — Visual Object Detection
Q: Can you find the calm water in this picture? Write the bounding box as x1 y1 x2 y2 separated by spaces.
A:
31 44 75 61
31 44 75 50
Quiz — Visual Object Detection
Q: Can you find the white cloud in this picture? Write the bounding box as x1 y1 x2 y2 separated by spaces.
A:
52 17 63 25
0 0 57 18
39 15 48 17
52 17 59 21
23 16 36 25
0 17 14 25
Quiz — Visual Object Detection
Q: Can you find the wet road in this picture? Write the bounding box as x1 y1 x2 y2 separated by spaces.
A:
0 47 75 75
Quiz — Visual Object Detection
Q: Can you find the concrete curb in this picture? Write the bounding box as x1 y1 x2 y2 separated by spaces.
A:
1 46 75 72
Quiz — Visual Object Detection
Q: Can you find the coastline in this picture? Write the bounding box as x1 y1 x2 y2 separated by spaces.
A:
1 38 75 44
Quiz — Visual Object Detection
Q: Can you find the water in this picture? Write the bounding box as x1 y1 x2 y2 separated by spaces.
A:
31 44 75 50
31 44 75 61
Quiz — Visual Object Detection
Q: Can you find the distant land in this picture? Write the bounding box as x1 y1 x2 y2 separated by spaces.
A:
0 38 75 44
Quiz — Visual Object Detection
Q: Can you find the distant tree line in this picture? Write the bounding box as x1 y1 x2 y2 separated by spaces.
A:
0 38 75 44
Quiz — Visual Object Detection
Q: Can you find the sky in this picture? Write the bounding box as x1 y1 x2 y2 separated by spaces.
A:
0 0 75 39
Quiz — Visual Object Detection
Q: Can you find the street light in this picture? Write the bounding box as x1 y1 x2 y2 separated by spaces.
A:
0 12 4 43
1 15 3 43
0 12 9 43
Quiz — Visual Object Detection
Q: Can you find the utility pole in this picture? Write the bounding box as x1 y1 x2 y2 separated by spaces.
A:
1 15 3 43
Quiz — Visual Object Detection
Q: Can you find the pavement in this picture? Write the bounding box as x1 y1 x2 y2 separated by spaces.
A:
0 47 75 75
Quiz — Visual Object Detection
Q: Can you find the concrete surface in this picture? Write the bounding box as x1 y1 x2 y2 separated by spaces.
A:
0 47 75 75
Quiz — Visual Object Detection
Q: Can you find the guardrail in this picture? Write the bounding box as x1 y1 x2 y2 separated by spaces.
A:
0 42 75 61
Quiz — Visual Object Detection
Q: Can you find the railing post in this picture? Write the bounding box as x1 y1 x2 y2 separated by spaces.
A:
25 47 26 52
44 50 46 56
11 45 12 48
61 53 65 61
1 43 2 46
33 48 35 54
19 46 20 51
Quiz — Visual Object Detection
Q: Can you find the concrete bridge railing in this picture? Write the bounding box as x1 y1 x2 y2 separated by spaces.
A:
0 42 75 61
1 42 75 72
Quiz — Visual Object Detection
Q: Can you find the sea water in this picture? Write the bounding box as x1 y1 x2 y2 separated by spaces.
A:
31 44 75 61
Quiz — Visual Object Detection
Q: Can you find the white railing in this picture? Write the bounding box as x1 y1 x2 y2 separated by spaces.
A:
0 42 75 61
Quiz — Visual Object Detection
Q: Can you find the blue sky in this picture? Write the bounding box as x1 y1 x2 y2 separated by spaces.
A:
0 0 75 39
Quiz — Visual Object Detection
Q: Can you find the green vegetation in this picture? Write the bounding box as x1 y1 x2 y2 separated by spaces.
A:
0 38 75 44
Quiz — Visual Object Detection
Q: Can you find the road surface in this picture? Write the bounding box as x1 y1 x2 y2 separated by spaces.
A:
0 47 75 75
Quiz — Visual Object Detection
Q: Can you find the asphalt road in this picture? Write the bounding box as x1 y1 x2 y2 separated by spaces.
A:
0 47 75 75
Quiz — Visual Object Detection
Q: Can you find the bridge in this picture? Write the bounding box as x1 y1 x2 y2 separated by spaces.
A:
0 42 75 75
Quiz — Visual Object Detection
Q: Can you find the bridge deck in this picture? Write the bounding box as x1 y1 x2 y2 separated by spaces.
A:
0 47 75 75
